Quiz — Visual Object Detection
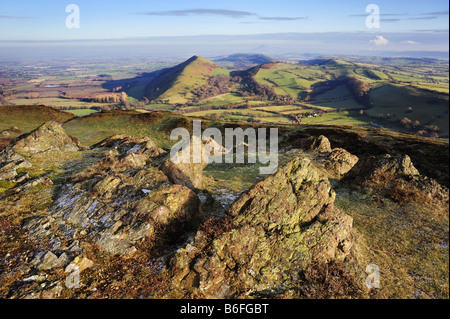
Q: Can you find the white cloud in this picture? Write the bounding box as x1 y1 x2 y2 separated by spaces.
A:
370 35 389 45
401 40 419 44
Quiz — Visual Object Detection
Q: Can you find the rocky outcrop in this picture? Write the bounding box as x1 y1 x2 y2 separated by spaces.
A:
0 121 83 183
170 156 353 298
0 155 32 182
299 135 332 154
324 148 359 176
348 154 420 180
161 136 209 190
23 134 201 256
0 126 23 137
10 121 82 155
1 124 204 269
347 154 449 203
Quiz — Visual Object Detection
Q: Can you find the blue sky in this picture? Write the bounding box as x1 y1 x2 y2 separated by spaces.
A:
0 0 448 57
1 0 448 39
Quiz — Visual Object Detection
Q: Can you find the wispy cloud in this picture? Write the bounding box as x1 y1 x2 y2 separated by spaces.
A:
138 9 308 22
258 16 308 21
423 11 449 16
381 18 402 23
139 9 255 18
0 15 29 19
350 10 449 21
401 40 419 45
349 13 407 17
414 29 449 33
410 16 438 20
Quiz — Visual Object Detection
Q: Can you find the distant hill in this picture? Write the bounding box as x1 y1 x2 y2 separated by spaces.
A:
313 55 449 67
0 105 77 148
144 56 227 104
213 53 276 69
0 105 75 133
138 55 448 137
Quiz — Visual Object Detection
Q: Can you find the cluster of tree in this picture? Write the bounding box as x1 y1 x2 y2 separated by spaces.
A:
400 117 421 129
26 92 40 99
345 77 371 106
93 74 113 81
176 102 249 114
400 117 441 137
205 110 280 119
239 75 278 100
191 75 236 101
57 106 94 111
81 92 128 104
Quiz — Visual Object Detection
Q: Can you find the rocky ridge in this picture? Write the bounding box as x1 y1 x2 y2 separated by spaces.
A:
0 123 448 298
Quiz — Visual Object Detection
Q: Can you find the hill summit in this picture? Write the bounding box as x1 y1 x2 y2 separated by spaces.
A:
144 55 225 104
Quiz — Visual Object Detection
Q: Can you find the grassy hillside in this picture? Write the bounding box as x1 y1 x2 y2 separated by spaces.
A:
62 110 191 149
367 84 449 136
144 56 226 104
253 62 332 99
0 105 76 133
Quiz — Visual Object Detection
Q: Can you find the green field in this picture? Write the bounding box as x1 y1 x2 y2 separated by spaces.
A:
310 84 364 109
9 97 107 109
186 108 292 123
367 84 449 136
200 92 246 106
66 109 99 116
253 105 307 113
299 111 370 126
254 63 331 99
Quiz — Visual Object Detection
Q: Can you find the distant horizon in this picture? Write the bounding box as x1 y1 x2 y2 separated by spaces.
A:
0 31 448 61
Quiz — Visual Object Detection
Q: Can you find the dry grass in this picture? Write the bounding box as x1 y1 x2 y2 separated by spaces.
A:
58 244 171 299
0 215 52 298
335 189 449 299
292 261 366 299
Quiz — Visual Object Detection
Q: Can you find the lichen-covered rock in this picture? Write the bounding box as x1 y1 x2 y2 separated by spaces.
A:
33 251 71 270
21 134 201 256
11 121 82 155
324 148 359 176
0 121 83 183
299 135 332 154
346 154 449 203
91 134 163 159
161 136 209 190
348 154 419 180
0 148 26 164
170 156 353 298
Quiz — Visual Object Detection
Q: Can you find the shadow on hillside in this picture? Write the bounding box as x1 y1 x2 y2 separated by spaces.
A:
101 68 171 100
